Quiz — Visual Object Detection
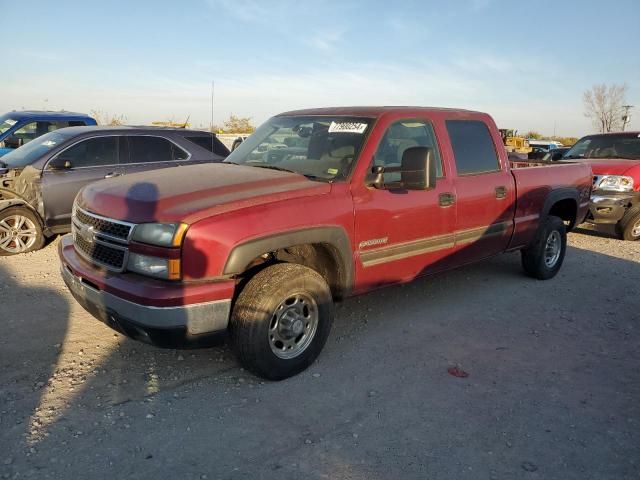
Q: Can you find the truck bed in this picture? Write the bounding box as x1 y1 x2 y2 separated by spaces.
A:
508 160 592 249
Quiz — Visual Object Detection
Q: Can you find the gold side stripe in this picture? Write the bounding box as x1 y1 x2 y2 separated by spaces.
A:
360 221 511 267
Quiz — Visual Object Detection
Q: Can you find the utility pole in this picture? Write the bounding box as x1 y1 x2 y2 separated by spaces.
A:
214 80 215 133
621 105 633 131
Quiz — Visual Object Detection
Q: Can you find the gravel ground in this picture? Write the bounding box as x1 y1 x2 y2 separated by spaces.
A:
0 226 639 479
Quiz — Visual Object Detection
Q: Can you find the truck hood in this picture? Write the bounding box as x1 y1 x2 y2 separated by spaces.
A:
576 158 639 176
76 163 331 224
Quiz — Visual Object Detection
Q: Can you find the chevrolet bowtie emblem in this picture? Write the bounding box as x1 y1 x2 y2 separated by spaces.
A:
80 224 96 244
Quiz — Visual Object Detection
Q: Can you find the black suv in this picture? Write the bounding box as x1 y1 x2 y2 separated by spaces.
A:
0 126 229 255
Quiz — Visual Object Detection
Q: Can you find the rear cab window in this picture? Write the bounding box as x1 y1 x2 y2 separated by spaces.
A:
446 120 501 175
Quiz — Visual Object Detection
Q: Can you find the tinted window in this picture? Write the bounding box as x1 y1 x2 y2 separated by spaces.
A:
56 137 119 168
127 136 188 163
372 120 443 179
446 120 500 175
184 135 229 157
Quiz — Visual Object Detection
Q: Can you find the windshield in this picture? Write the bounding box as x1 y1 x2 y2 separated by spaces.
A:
0 117 17 135
224 115 374 180
564 133 640 160
1 131 72 168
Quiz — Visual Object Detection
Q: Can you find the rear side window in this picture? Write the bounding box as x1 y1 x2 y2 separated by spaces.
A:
56 136 119 168
127 136 188 163
446 120 500 175
184 135 229 157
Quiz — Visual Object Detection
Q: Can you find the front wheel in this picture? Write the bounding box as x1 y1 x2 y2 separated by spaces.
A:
229 263 334 380
615 207 640 241
521 215 566 280
0 207 45 255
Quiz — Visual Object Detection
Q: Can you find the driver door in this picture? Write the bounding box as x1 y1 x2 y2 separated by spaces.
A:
41 136 125 229
352 119 457 291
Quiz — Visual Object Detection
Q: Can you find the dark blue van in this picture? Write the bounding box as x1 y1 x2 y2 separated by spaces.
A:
0 111 97 156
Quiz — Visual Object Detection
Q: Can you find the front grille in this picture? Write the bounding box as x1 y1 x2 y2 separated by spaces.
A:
74 234 126 269
72 206 134 271
75 208 132 240
593 175 601 186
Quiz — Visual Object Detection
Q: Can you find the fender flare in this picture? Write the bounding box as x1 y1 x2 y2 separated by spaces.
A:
223 226 354 296
541 188 580 229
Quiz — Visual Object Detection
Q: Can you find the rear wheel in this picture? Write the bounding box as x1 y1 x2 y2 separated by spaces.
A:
521 215 566 280
615 207 640 241
229 263 334 380
0 207 45 255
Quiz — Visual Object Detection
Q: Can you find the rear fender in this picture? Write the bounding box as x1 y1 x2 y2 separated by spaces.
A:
542 188 579 229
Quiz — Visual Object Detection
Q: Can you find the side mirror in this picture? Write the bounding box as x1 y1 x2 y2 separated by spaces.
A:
372 146 436 190
49 157 73 170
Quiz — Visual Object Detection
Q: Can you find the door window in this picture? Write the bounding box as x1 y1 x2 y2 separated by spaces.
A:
53 137 119 168
12 121 74 145
446 120 500 175
127 136 188 163
371 120 443 182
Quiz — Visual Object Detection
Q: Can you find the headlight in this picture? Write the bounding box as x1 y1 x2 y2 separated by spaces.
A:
596 175 634 192
132 222 188 247
127 252 181 280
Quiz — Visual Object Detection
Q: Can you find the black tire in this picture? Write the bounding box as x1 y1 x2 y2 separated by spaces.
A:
615 207 640 241
521 215 566 280
229 263 334 380
0 206 45 256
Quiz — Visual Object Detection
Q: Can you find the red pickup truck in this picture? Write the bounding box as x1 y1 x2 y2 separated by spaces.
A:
59 107 592 379
561 132 640 240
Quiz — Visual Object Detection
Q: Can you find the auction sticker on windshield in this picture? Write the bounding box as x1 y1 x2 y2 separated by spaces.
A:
328 122 368 134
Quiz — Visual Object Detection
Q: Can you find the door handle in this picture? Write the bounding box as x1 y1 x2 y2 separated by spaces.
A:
104 172 122 179
439 192 455 207
495 186 507 199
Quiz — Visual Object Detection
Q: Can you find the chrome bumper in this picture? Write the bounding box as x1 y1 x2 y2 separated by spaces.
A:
61 265 231 335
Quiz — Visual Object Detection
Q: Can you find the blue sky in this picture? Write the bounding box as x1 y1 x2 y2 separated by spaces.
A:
4 0 639 136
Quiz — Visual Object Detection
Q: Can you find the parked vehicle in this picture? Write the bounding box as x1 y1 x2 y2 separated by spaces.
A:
542 147 570 162
563 131 640 240
499 128 532 155
0 111 97 157
59 107 592 380
0 126 229 254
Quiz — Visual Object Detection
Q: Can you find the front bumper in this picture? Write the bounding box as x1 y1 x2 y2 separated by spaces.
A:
588 191 639 224
59 235 234 348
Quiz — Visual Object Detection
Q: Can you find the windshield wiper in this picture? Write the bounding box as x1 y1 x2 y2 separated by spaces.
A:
252 164 326 181
252 164 298 174
562 155 583 159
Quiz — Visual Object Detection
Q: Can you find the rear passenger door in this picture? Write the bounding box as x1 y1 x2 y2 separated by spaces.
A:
42 136 125 228
445 119 515 264
120 135 189 176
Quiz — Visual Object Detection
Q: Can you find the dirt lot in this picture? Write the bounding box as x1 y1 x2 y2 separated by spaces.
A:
0 227 639 479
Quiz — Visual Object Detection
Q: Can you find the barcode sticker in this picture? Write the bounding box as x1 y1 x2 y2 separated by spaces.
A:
328 122 368 134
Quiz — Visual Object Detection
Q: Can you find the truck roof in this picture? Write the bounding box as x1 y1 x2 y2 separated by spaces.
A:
3 110 92 120
278 106 479 118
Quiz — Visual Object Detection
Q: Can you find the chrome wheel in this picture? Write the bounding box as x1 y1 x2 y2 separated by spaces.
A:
544 230 561 268
0 215 38 253
268 293 319 360
632 219 640 238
